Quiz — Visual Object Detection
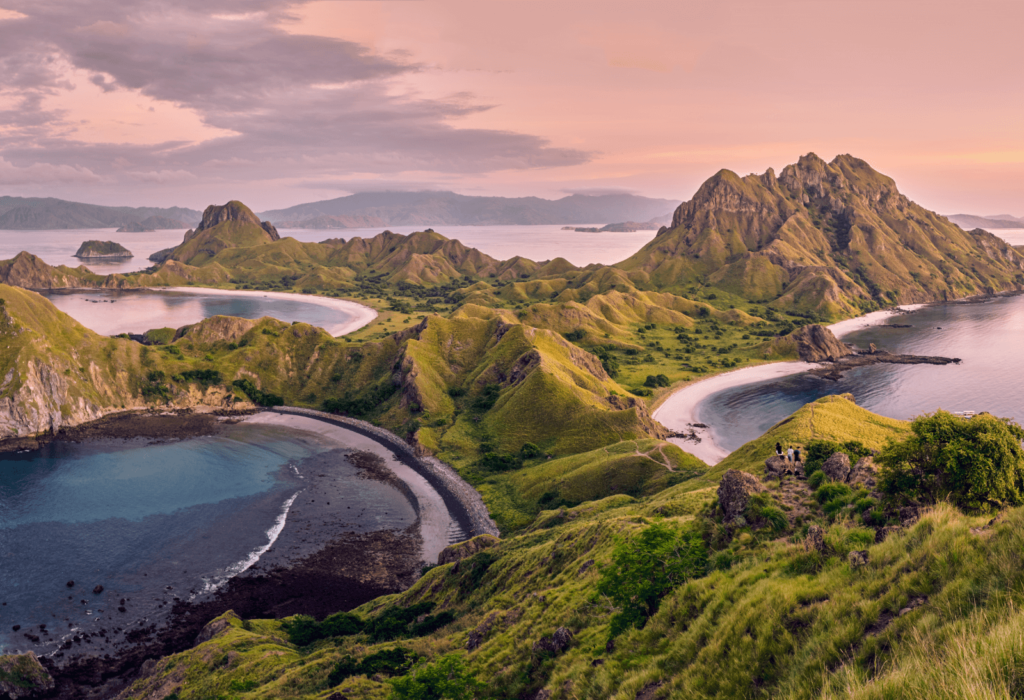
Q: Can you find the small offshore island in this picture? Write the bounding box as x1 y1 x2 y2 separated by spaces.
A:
73 240 133 260
2 156 1024 700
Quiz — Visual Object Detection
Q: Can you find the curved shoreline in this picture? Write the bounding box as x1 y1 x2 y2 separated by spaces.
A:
653 305 928 465
158 287 378 336
268 407 499 544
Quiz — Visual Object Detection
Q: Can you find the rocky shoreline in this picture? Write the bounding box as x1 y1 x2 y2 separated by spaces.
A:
808 347 962 381
0 408 257 454
0 406 490 699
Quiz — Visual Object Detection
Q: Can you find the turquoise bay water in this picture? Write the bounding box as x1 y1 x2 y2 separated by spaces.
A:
698 295 1024 452
0 423 414 655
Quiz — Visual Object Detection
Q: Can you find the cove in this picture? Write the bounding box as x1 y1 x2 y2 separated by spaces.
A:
0 420 418 657
39 287 376 337
695 295 1024 453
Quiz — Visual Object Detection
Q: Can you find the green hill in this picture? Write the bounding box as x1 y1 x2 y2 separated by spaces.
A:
109 395 1024 700
617 154 1024 318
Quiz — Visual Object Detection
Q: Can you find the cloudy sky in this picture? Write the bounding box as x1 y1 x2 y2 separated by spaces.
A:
0 0 1022 213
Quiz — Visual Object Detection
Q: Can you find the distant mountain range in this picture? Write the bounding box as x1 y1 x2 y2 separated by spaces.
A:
259 191 676 228
0 192 677 231
0 197 200 230
946 213 1024 230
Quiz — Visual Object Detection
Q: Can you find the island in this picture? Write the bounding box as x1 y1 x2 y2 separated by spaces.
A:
73 240 133 259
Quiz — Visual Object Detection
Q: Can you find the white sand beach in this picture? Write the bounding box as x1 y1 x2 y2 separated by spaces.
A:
161 287 378 336
653 361 818 465
655 304 928 465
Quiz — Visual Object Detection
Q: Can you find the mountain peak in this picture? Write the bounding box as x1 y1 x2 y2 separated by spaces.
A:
192 201 280 241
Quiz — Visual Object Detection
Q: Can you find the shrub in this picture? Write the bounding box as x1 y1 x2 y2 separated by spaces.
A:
233 378 284 407
480 452 522 471
282 611 364 646
329 647 417 686
472 384 502 411
597 522 708 638
365 602 439 643
643 374 671 388
177 369 221 385
563 329 586 342
803 439 871 476
878 410 1024 512
389 654 482 700
520 442 543 459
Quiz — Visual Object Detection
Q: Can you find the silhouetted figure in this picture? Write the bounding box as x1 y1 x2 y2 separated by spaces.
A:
794 447 801 463
787 447 795 463
775 442 783 457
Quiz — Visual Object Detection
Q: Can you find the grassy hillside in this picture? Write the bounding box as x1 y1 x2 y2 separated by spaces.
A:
112 394 1024 700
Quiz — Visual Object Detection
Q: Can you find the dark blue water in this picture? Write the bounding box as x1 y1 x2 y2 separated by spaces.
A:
699 295 1024 451
0 422 414 656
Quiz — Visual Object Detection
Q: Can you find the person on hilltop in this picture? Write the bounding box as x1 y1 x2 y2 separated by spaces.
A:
787 446 795 463
794 446 802 463
775 442 783 458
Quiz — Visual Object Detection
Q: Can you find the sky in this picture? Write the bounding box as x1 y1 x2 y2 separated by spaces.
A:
0 0 1022 214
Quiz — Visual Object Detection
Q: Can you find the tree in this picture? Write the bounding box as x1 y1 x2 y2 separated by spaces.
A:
597 522 707 638
878 411 1024 512
389 654 483 700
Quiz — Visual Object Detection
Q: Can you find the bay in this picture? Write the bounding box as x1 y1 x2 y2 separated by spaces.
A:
697 294 1024 452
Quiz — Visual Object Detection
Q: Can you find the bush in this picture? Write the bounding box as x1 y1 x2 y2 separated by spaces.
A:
232 378 284 407
282 611 364 646
480 452 522 471
520 442 543 459
878 410 1024 512
643 374 671 388
177 369 221 385
597 522 707 638
389 654 482 700
329 647 417 686
365 602 442 643
563 329 586 342
803 439 871 476
472 384 502 411
322 381 398 418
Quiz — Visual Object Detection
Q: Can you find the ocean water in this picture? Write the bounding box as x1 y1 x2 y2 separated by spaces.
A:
39 288 364 336
697 295 1024 452
0 224 658 274
0 422 416 656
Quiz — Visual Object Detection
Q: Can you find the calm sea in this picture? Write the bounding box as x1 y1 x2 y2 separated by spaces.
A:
697 294 1024 452
39 288 362 336
0 224 658 274
0 421 415 656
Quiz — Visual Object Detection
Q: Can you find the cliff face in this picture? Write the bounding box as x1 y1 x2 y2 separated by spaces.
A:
790 324 854 362
619 154 1024 318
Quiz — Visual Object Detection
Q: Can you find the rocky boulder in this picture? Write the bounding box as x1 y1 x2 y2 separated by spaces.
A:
791 325 854 363
804 524 831 555
764 455 790 478
438 534 500 566
717 469 764 522
849 456 878 489
532 627 574 656
821 452 852 483
848 550 869 568
0 652 55 699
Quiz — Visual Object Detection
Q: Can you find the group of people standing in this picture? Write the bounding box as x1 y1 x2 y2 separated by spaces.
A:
776 442 802 463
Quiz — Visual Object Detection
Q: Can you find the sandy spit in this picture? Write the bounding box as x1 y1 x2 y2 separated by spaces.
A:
243 412 452 564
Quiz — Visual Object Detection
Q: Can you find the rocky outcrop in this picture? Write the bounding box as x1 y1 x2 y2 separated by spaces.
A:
765 455 790 477
0 652 55 698
717 469 764 522
848 550 869 568
174 316 258 344
438 534 500 566
791 325 853 362
804 524 830 555
821 452 852 482
849 456 878 489
532 627 574 656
